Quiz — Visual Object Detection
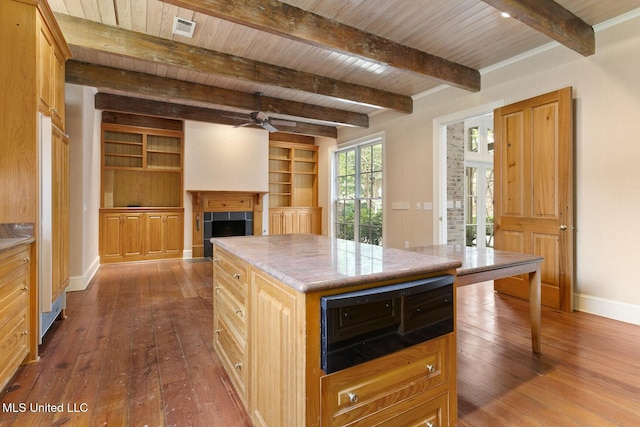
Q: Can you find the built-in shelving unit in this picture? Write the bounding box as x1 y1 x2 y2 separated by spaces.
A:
268 134 321 235
99 113 184 263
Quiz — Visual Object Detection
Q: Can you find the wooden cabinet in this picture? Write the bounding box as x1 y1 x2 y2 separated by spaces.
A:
269 137 322 235
100 209 183 263
99 115 184 263
0 244 32 393
1 0 71 351
212 245 457 426
213 247 249 407
269 207 321 235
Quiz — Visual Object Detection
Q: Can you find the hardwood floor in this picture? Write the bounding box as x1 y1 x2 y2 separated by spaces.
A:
1 259 639 426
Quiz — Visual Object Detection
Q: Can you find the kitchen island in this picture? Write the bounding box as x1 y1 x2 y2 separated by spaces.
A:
211 234 461 426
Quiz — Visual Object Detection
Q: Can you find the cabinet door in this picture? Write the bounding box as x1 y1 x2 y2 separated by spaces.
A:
51 49 66 127
269 211 284 235
51 129 69 301
37 18 53 112
101 213 124 260
250 271 305 427
164 213 183 254
145 213 165 255
122 214 144 257
298 208 321 234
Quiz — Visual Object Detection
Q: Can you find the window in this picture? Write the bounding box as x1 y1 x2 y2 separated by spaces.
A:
464 115 494 248
334 138 383 245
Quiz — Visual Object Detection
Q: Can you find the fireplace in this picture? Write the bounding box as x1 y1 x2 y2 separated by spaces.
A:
203 211 253 257
187 190 266 258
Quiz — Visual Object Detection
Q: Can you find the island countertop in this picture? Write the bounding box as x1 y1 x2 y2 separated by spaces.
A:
211 234 461 293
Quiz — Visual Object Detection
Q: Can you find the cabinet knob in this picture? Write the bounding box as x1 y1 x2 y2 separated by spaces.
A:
21 286 28 291
425 422 435 427
560 225 567 230
215 286 221 292
234 362 242 370
347 392 358 403
21 331 28 336
214 329 221 334
234 307 243 315
233 273 241 280
426 364 436 374
213 258 220 263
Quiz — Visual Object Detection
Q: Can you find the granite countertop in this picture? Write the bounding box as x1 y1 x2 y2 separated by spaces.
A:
211 234 461 293
0 223 35 251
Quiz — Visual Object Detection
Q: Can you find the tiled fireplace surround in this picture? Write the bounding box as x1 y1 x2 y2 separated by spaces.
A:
187 191 266 258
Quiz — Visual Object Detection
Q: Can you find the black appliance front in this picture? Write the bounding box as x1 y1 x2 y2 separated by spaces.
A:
320 275 454 374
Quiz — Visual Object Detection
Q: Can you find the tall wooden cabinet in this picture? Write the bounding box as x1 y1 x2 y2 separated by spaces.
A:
99 113 184 263
268 135 322 235
0 0 71 364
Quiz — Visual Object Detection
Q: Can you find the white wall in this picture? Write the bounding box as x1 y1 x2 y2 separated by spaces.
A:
182 121 269 255
66 84 101 291
334 12 640 324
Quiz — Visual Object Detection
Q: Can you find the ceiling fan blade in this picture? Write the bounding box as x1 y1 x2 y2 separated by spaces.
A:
234 122 253 128
261 122 279 133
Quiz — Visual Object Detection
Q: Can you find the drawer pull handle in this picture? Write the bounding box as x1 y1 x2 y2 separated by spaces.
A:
233 273 241 280
234 362 242 370
347 392 358 403
426 364 436 374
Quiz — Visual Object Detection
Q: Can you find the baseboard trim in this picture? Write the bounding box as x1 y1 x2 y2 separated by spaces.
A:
574 292 640 326
67 256 100 292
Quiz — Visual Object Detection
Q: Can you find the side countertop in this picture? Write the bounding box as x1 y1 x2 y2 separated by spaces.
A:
0 223 35 252
211 234 461 293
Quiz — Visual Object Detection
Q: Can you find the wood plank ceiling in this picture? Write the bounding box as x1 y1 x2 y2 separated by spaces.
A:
48 0 640 137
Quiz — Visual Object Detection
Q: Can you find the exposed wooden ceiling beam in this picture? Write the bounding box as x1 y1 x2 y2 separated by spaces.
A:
482 0 595 56
55 13 412 113
162 0 481 92
66 61 368 128
95 93 338 138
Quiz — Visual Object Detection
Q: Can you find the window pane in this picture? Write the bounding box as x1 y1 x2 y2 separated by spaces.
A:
487 128 494 155
468 126 479 152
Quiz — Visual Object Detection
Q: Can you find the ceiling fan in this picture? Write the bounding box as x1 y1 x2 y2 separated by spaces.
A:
228 92 296 132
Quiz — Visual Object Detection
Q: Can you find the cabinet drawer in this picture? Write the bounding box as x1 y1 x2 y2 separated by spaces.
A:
0 246 30 284
353 391 449 427
215 284 246 336
215 263 247 307
214 312 247 400
321 337 448 426
213 248 248 285
0 307 29 391
205 195 253 211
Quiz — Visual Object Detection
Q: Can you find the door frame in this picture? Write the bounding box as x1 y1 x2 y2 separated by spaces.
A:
432 101 504 244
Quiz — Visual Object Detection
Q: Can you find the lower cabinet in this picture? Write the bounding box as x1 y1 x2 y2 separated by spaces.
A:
0 243 31 392
99 209 183 263
211 244 457 427
269 207 321 235
212 247 249 407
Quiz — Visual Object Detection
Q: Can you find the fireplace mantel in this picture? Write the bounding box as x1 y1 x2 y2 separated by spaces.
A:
187 190 266 258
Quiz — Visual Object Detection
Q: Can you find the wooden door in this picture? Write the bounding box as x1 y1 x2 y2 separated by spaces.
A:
494 87 574 311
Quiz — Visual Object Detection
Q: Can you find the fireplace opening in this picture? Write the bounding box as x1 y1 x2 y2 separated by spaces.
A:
212 220 246 237
204 211 253 257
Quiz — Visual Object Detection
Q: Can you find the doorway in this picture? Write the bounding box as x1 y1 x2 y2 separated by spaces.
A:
433 102 502 246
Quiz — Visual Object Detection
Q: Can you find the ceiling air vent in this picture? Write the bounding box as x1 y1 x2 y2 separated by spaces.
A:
172 17 195 38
